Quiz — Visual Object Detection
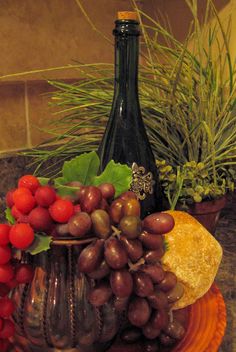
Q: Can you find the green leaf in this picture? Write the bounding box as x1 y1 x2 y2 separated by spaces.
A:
54 152 100 196
38 177 50 186
93 160 132 197
54 177 81 196
63 151 100 185
5 208 15 225
26 233 52 255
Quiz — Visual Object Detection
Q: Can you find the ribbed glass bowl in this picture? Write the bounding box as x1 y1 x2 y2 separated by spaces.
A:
11 238 123 352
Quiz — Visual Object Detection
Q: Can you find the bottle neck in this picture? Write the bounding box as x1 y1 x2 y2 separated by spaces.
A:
113 20 140 100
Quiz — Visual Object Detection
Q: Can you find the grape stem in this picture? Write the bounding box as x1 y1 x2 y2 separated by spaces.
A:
111 225 121 239
128 258 145 272
169 309 174 323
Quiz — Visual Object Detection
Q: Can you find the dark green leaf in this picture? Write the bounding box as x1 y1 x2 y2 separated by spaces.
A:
93 160 132 197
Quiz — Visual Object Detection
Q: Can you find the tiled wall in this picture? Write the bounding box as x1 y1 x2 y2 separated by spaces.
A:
0 0 231 154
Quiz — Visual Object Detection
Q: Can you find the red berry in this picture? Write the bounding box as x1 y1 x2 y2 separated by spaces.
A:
6 278 18 289
0 264 14 283
0 339 10 352
0 318 3 330
35 186 57 207
13 187 32 202
9 223 34 250
49 199 74 223
0 284 10 297
15 264 34 284
0 319 15 338
18 175 40 194
0 246 11 265
11 205 23 220
28 207 53 232
6 189 16 208
0 297 14 317
14 193 36 215
0 225 10 246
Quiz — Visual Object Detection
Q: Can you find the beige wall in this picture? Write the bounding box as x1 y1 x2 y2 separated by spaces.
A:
0 0 232 154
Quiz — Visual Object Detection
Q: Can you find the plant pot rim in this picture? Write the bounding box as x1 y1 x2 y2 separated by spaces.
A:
187 195 227 215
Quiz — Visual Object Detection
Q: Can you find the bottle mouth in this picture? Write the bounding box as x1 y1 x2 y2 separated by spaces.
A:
117 11 138 21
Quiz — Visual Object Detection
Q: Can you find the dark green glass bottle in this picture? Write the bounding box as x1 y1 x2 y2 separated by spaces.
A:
98 12 162 217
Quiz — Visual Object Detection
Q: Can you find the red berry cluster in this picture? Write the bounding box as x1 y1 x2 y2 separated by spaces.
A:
0 224 34 350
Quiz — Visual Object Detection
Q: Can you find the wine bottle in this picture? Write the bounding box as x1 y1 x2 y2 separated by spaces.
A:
98 11 162 216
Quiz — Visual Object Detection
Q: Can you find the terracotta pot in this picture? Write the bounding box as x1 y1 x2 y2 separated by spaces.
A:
11 239 121 352
186 196 227 234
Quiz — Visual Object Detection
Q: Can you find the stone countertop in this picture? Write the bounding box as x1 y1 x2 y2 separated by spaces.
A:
0 156 235 352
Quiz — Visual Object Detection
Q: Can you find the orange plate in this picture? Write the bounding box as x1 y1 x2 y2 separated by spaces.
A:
109 284 226 352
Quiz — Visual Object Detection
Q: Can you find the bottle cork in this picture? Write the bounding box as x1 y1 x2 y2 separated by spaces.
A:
117 11 138 21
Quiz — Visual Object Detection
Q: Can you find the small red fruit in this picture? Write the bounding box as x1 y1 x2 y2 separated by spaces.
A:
0 225 10 246
6 189 15 208
49 199 74 223
6 278 18 289
0 246 11 265
12 187 32 202
9 223 34 250
28 207 53 232
18 175 40 194
35 186 56 207
0 338 10 352
0 283 10 297
0 264 14 283
15 264 34 284
0 319 15 338
0 297 14 317
14 193 36 214
11 205 23 220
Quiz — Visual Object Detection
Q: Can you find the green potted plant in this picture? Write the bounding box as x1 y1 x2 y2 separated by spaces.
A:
23 0 236 232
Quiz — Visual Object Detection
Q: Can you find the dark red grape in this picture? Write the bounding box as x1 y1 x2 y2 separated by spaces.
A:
110 269 133 298
55 223 69 237
150 309 169 330
128 297 151 327
164 319 186 340
139 231 163 250
98 183 115 200
119 216 141 239
91 209 111 239
68 212 92 237
104 237 128 269
123 198 141 217
120 327 142 343
80 186 102 213
142 322 161 339
78 240 104 273
99 198 109 211
133 272 154 297
143 212 175 234
147 290 168 310
157 271 177 292
88 282 112 307
144 248 165 264
120 236 143 262
88 259 110 280
142 339 160 352
159 333 176 347
119 191 137 201
140 264 165 284
109 199 124 223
